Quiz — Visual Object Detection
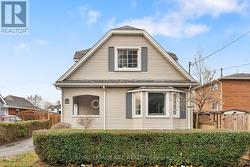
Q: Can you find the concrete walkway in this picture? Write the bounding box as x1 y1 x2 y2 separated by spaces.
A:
0 138 33 158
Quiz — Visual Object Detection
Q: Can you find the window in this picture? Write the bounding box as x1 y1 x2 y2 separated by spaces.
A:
73 95 100 116
118 49 138 68
132 92 142 117
211 102 219 111
115 47 141 71
172 93 180 118
173 93 177 115
210 83 218 91
147 93 166 116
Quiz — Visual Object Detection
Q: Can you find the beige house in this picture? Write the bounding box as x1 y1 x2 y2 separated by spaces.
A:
55 26 198 129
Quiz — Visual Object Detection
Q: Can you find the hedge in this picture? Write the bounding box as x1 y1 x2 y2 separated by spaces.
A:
0 120 50 144
33 129 250 167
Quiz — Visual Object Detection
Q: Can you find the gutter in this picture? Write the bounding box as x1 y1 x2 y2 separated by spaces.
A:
54 82 199 87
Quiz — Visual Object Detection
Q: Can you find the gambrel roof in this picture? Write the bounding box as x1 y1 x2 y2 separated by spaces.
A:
73 48 178 61
56 26 196 83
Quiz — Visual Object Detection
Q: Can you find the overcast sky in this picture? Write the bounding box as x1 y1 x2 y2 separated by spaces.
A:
1 0 250 102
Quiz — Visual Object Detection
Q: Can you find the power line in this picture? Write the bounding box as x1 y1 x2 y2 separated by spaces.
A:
222 62 250 70
191 62 250 76
191 29 250 66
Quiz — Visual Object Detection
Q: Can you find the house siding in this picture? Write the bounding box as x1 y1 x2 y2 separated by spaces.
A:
62 87 190 129
67 35 186 81
222 80 250 112
200 81 222 112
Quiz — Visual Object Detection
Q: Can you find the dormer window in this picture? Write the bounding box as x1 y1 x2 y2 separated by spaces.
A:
114 47 141 71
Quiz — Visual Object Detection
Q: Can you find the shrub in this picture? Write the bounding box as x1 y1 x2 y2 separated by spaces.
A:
76 117 93 129
33 129 250 167
51 122 71 129
0 120 50 144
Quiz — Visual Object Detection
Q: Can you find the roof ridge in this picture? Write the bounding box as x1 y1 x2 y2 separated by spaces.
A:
112 25 144 31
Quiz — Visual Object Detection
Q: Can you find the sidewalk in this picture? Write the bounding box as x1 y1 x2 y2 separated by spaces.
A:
0 138 33 158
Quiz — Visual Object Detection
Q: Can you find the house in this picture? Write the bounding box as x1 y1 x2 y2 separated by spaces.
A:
0 95 38 116
54 26 198 129
47 101 61 114
195 73 250 113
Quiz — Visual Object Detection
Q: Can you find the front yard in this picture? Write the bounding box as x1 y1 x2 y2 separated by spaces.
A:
0 152 78 167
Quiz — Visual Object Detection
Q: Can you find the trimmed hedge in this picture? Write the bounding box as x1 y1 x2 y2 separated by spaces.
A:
33 129 250 167
0 120 50 144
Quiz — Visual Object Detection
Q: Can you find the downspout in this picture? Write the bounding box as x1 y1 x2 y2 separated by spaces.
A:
103 85 106 129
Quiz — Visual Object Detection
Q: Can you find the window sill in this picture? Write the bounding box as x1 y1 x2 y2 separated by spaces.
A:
132 115 143 119
114 68 141 72
146 115 169 118
72 115 100 118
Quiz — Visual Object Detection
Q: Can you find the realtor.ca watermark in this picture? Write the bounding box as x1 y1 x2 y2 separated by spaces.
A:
0 0 29 34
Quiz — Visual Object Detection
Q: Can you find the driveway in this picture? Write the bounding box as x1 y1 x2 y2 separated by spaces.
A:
0 138 33 158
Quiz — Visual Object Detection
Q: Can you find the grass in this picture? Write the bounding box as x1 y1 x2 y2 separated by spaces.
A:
0 151 196 167
0 151 248 167
0 151 40 167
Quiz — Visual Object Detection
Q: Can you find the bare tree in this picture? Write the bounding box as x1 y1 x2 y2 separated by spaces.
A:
43 101 53 110
27 94 42 107
191 51 216 129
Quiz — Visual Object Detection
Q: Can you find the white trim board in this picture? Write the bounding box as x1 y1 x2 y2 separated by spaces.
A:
56 29 195 82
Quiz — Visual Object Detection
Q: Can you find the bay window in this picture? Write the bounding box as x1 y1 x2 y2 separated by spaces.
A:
172 92 180 118
147 93 166 116
132 92 142 117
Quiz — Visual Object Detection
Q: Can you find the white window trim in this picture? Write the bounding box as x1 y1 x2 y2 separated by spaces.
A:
114 46 141 71
132 92 143 118
146 92 169 118
72 115 100 118
172 92 180 118
211 101 219 111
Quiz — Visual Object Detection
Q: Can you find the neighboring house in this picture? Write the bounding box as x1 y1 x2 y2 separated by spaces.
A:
47 102 61 114
0 95 7 115
0 95 38 116
195 73 250 113
54 26 198 129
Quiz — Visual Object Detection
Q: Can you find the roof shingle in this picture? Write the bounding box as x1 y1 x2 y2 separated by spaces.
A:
221 73 250 80
4 95 37 110
73 48 178 61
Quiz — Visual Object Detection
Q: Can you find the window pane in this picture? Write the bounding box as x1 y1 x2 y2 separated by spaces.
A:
148 93 165 116
117 49 138 69
173 93 177 115
135 93 141 115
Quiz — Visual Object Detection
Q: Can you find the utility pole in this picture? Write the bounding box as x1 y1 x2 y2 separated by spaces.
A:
220 68 223 78
188 62 191 74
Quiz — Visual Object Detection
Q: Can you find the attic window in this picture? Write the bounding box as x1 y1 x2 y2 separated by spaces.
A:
115 47 141 71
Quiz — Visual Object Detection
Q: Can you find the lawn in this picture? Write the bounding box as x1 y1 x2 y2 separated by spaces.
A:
0 151 248 167
0 152 196 167
0 152 49 167
0 151 36 167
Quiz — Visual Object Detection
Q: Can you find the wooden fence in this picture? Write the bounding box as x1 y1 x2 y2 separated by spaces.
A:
17 110 61 125
196 112 250 130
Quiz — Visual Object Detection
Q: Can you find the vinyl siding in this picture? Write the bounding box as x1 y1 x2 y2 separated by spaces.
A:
67 35 186 80
62 87 190 129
